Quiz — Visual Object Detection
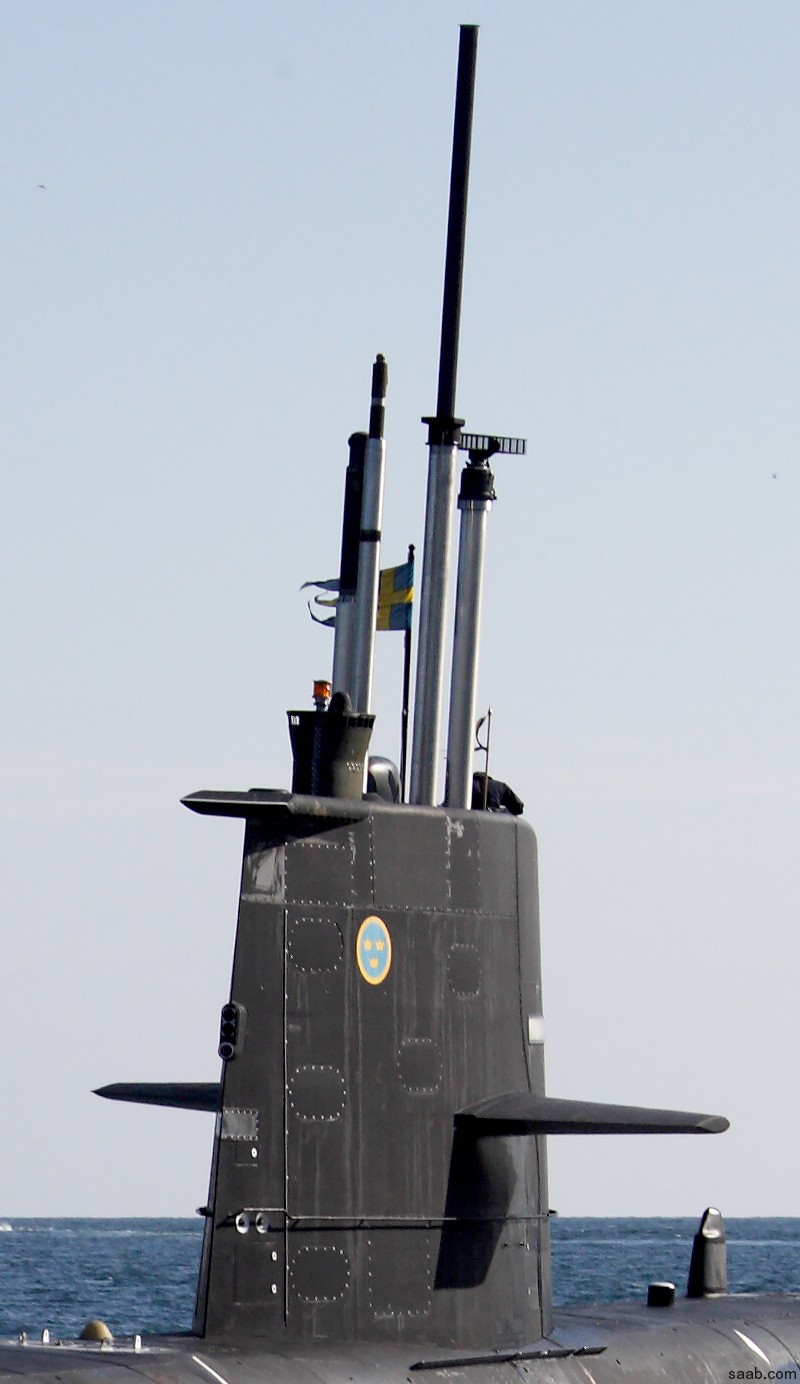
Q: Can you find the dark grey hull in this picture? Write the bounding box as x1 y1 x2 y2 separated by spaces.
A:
5 1297 800 1384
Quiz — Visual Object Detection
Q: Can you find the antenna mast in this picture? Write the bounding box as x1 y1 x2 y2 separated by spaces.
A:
409 24 478 805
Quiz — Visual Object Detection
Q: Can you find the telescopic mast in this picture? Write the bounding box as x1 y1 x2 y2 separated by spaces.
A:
409 24 478 806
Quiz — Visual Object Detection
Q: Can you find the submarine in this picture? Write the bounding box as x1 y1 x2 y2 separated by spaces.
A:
8 23 800 1384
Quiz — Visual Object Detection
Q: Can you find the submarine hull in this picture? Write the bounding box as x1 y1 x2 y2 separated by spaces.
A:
5 1294 800 1382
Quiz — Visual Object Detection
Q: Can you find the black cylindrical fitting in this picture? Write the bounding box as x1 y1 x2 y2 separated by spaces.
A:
287 708 375 799
458 461 496 504
369 353 388 439
338 432 367 596
422 413 464 447
647 1282 676 1308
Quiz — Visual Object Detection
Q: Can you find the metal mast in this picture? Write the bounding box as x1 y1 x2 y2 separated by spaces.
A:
444 442 496 807
409 24 478 805
350 354 388 712
443 434 525 807
331 432 366 699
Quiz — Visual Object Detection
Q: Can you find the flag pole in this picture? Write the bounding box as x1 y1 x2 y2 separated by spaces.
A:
400 544 415 801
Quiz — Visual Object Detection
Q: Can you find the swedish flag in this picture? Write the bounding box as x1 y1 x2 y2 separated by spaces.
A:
376 559 413 632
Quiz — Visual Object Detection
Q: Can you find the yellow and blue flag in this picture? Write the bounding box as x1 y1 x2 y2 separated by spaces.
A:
376 559 413 631
302 558 413 632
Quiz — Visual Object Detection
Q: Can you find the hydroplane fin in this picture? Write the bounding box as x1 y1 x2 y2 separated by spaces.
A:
94 1082 221 1112
457 1093 728 1134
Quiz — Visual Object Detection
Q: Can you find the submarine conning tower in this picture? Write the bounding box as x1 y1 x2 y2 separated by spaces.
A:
97 23 728 1356
183 758 725 1346
186 788 549 1346
185 36 552 1342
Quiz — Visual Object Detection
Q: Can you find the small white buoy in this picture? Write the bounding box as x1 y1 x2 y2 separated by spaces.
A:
134 1335 142 1352
41 1329 50 1345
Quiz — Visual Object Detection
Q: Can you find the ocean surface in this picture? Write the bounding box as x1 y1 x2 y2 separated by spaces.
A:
0 1217 798 1339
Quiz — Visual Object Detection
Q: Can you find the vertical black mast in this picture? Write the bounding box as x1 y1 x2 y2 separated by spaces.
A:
437 24 478 423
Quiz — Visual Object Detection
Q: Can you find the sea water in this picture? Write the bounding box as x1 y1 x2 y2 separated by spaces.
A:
0 1218 798 1338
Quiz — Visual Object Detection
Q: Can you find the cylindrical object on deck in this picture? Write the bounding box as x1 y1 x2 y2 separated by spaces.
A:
687 1207 728 1298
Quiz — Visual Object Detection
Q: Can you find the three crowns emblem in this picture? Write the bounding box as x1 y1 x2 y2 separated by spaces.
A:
356 916 392 985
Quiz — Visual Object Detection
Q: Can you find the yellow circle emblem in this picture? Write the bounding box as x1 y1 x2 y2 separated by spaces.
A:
356 915 392 985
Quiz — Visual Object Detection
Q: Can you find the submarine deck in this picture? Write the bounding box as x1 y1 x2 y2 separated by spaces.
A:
2 1295 800 1383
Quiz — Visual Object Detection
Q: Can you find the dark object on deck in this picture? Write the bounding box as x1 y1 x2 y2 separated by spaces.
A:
367 755 401 802
647 1283 676 1308
687 1207 728 1297
472 772 524 815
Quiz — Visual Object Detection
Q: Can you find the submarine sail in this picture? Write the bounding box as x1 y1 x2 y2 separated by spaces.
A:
10 22 800 1384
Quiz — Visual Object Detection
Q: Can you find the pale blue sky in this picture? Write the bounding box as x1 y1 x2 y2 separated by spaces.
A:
2 2 799 1218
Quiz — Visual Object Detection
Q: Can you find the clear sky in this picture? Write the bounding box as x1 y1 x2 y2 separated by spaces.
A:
2 1 799 1220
